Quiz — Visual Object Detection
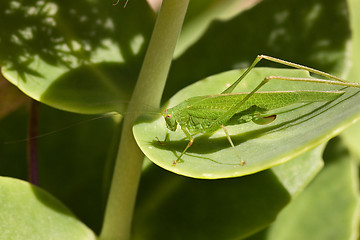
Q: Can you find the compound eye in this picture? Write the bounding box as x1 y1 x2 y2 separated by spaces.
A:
166 114 171 118
164 108 168 113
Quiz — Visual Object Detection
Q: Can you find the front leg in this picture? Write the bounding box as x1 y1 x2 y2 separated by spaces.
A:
155 132 170 146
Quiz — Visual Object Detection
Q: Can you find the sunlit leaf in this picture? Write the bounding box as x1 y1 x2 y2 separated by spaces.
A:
134 68 360 178
0 177 96 240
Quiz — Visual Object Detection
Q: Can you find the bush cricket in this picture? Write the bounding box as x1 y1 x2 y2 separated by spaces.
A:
160 55 360 165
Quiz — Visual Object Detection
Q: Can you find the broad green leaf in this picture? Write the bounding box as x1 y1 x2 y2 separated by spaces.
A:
0 177 96 240
0 0 154 114
248 138 359 240
133 68 360 179
133 145 324 239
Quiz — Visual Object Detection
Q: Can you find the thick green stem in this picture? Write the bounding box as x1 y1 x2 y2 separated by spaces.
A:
99 1 189 240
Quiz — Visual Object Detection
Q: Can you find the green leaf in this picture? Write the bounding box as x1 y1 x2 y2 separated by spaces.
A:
247 138 359 240
0 0 154 114
0 177 96 240
133 145 324 239
133 68 360 179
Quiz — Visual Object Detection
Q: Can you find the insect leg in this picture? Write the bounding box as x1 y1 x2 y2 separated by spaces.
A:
258 55 347 83
222 54 357 95
156 132 170 145
173 127 194 165
221 125 246 166
263 75 360 88
222 55 263 94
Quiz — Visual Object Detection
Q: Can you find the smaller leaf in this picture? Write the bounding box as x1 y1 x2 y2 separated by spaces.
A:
262 138 359 240
133 68 360 179
0 177 96 240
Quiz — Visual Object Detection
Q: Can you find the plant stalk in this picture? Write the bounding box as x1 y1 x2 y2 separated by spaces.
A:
99 0 189 239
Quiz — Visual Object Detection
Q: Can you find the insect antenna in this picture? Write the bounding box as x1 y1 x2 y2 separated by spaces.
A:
3 100 161 144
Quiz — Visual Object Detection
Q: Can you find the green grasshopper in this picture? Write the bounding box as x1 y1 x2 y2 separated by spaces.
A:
161 55 360 165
